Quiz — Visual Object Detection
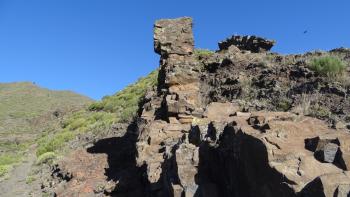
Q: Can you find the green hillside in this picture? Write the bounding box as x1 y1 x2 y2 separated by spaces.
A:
0 82 93 178
0 82 93 133
36 70 158 158
0 70 158 179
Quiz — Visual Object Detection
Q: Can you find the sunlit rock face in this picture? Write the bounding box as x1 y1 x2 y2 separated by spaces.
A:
133 17 350 197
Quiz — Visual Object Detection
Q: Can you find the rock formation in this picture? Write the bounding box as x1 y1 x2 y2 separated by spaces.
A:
134 17 350 197
49 17 350 197
218 35 275 52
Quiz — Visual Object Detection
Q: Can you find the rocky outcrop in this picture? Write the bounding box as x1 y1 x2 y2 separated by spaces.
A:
136 17 203 196
154 17 194 56
132 17 350 197
48 17 350 197
218 35 275 52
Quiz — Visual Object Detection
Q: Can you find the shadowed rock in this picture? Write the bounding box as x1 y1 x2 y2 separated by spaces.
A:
218 35 275 52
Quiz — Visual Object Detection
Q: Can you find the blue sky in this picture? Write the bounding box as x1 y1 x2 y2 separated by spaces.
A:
0 0 349 100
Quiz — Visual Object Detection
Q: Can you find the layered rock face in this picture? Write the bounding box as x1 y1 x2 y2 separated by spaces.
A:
137 17 203 196
134 17 350 197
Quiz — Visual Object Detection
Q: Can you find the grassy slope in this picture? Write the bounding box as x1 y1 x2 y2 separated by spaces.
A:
36 70 158 158
0 82 93 134
0 70 158 177
0 82 93 177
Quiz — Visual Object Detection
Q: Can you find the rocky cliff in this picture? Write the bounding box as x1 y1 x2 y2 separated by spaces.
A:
51 17 350 197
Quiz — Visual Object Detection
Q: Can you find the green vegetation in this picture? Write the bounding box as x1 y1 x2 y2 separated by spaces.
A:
36 70 158 158
0 153 21 177
277 98 292 111
309 56 346 77
0 82 92 134
0 82 92 177
0 141 29 153
89 70 158 122
0 70 158 177
36 130 75 156
0 165 11 177
308 104 331 119
36 152 56 165
194 49 214 59
36 111 116 156
0 154 21 166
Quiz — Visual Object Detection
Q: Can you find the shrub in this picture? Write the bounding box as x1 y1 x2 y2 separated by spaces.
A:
0 165 11 177
36 130 75 156
36 152 56 165
36 110 118 157
308 104 331 119
309 56 346 77
277 98 292 111
68 118 87 130
88 102 104 111
88 70 158 120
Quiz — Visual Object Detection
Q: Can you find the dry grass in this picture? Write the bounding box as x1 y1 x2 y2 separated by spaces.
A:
292 93 331 119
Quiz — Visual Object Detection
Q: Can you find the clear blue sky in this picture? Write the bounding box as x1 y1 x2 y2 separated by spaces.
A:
1 0 349 100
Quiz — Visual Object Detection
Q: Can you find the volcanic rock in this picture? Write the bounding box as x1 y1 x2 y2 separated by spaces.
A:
218 35 275 53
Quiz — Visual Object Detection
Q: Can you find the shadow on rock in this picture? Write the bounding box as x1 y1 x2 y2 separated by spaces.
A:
194 123 296 197
87 121 147 196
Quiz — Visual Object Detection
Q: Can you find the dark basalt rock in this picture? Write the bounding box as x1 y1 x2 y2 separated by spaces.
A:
218 35 275 53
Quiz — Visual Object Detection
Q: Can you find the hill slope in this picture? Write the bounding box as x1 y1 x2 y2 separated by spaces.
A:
0 82 93 179
0 82 92 134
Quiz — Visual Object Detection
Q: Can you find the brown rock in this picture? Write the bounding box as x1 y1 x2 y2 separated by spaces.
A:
203 102 239 121
154 17 194 56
